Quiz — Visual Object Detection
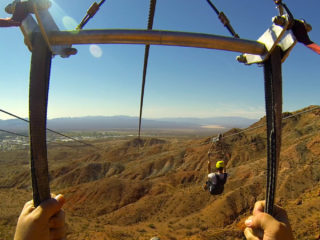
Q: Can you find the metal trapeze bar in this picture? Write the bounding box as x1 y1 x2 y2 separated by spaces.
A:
47 29 266 55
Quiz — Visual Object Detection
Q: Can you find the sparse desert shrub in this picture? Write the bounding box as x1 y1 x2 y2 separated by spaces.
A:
200 226 208 231
148 223 156 229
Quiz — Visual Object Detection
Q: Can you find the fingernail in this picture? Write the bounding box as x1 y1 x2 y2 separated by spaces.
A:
55 194 66 205
245 218 253 227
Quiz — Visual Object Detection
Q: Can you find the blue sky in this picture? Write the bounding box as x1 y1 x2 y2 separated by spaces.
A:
0 0 319 120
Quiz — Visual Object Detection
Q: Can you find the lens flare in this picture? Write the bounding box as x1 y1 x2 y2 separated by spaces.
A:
62 16 78 30
89 45 103 58
49 0 78 30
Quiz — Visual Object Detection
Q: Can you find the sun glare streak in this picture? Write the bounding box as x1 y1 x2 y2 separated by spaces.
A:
89 45 103 58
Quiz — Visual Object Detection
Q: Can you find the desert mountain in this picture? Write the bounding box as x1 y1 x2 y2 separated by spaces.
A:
0 115 256 131
0 106 319 240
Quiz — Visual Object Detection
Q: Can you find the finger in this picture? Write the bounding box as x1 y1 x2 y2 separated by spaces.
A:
35 194 66 220
49 210 65 228
254 200 285 216
21 200 35 215
50 226 66 240
253 200 265 215
253 201 289 224
246 212 276 231
51 193 57 198
24 200 34 207
244 227 260 240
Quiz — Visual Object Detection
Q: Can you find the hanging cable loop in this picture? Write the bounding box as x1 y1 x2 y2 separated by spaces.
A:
207 133 222 158
138 0 157 139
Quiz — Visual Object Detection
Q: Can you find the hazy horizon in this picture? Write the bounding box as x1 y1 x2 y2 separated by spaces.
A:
0 113 260 121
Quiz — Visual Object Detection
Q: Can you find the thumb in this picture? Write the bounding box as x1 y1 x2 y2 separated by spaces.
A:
245 212 276 231
36 194 66 220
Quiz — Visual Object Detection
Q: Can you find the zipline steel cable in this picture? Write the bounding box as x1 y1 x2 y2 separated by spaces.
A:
0 128 28 138
138 0 157 139
0 128 80 149
221 106 320 140
0 109 98 149
190 106 320 152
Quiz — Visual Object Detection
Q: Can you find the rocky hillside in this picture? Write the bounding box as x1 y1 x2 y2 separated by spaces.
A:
0 106 319 240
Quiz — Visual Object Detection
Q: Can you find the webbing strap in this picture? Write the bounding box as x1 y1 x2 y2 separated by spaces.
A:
138 0 157 138
263 46 283 216
29 34 52 207
291 19 320 55
307 43 320 55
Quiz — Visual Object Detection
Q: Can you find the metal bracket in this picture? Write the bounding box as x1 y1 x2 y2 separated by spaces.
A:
20 14 39 51
18 0 77 58
33 2 77 58
237 16 296 65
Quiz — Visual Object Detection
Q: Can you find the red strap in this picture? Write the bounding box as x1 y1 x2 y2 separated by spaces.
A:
0 18 20 27
307 43 320 55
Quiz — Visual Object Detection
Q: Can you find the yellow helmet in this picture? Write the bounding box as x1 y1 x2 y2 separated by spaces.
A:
216 160 224 169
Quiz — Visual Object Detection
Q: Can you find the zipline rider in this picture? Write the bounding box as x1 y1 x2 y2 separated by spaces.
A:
204 160 228 195
204 134 228 195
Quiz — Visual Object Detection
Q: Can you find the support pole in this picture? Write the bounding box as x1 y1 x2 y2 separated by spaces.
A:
263 46 283 215
29 33 52 206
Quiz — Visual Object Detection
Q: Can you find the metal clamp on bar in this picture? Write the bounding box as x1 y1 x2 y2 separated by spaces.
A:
76 0 106 30
206 0 239 38
32 0 77 58
13 0 77 57
237 7 296 65
5 0 50 14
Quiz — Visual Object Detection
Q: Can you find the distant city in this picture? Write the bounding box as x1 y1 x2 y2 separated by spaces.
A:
0 135 28 151
0 131 127 151
0 115 258 151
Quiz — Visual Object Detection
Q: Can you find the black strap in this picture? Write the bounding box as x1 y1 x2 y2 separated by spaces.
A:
215 173 227 185
29 33 52 207
291 20 320 55
263 46 283 216
215 173 220 185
